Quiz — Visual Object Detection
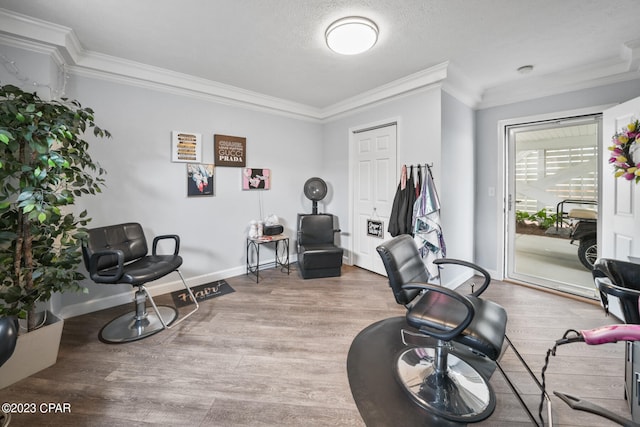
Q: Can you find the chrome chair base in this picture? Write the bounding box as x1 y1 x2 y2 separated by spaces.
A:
99 306 177 344
395 346 496 423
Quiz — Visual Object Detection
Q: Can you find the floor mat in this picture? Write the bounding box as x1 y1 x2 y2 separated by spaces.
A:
347 316 498 426
171 280 234 307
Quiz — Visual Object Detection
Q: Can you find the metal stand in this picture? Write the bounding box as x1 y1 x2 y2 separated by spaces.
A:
246 236 290 283
99 270 199 344
395 341 496 423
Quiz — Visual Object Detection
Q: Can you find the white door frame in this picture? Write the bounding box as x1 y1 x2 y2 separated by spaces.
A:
496 105 613 280
347 117 400 266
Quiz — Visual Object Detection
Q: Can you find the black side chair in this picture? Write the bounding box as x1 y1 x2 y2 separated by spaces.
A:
376 235 548 424
296 214 343 279
83 222 199 343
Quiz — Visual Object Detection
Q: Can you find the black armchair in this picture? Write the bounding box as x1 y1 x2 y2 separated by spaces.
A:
376 235 507 422
296 214 343 279
82 222 198 343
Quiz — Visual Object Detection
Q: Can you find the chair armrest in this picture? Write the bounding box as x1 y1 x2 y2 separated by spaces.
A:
401 282 475 341
89 250 125 283
595 277 640 317
433 258 491 297
152 234 180 256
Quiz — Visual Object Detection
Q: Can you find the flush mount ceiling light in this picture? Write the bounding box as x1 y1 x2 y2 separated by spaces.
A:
325 17 378 55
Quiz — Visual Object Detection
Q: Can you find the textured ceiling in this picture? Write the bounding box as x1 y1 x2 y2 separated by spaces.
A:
0 0 639 111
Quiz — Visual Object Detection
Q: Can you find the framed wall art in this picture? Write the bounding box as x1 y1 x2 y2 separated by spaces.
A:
187 163 214 196
214 134 246 167
242 168 270 190
172 131 202 163
367 219 384 238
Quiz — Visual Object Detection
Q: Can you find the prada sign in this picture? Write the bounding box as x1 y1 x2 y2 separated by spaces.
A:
214 134 246 167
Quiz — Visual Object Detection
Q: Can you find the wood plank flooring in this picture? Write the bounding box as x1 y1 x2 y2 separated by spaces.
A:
0 264 629 426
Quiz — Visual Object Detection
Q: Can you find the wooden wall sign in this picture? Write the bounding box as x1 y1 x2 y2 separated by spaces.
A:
214 134 246 167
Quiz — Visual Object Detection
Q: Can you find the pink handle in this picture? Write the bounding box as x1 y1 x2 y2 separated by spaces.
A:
581 324 640 345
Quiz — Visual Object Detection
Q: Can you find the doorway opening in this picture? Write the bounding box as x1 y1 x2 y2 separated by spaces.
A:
505 114 601 298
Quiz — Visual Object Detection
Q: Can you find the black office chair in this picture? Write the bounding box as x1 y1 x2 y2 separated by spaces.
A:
83 222 198 343
376 235 550 424
296 214 343 279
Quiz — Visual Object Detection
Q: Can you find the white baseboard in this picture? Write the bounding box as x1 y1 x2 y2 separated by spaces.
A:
57 265 247 319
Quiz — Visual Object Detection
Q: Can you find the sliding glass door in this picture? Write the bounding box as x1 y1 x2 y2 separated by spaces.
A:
505 115 601 298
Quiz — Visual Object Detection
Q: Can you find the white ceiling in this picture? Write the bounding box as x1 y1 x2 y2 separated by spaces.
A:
0 0 639 119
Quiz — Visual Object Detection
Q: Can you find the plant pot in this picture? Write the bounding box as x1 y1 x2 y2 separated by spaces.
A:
0 311 64 389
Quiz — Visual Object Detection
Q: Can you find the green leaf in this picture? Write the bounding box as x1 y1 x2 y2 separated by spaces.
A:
38 212 47 223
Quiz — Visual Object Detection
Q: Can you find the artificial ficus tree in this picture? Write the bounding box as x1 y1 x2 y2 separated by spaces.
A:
0 84 110 331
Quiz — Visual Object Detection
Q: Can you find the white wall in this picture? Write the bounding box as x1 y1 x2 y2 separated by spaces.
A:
8 41 637 317
475 79 640 276
1 45 326 316
322 86 475 285
441 91 475 263
322 87 442 255
320 87 477 287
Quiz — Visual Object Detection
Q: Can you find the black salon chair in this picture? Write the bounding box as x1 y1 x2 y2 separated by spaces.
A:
593 258 640 324
83 222 198 343
0 317 18 369
0 316 18 425
296 214 343 279
376 235 508 423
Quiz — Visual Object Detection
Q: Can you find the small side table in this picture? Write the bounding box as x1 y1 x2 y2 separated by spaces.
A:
246 235 290 283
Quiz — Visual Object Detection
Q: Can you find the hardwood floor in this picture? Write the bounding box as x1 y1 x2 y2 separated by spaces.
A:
0 264 629 426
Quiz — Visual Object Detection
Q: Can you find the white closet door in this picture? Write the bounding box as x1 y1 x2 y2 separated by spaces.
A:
352 124 397 275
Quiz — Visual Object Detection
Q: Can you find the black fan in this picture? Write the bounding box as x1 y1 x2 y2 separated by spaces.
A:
303 177 327 214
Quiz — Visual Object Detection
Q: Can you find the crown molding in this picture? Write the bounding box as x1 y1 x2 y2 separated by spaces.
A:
621 39 640 72
441 62 483 108
71 50 324 121
0 8 325 121
0 8 82 64
477 48 640 110
319 62 450 120
2 8 638 119
0 8 453 121
0 33 66 68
